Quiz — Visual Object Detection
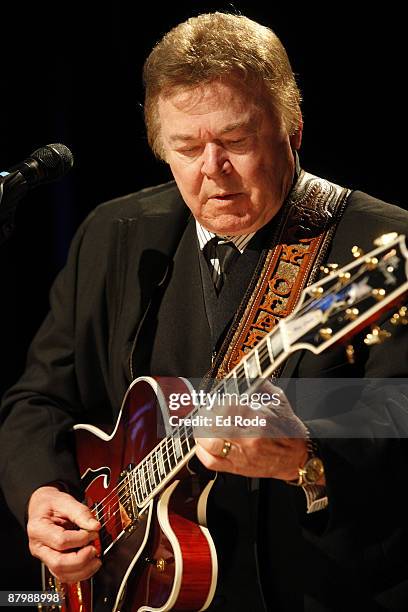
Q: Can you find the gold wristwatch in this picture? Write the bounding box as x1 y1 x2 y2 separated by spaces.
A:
287 435 325 487
290 455 325 486
286 436 328 512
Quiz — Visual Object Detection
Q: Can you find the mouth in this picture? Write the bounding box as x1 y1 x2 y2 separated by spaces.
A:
208 192 242 201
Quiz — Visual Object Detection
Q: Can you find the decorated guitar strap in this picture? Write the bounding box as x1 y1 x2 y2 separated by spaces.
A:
204 170 351 387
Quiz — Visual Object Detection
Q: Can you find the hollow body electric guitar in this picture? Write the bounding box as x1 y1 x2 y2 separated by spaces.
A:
42 234 408 612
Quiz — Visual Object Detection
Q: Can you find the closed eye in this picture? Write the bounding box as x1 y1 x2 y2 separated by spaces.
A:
224 137 250 149
177 146 201 156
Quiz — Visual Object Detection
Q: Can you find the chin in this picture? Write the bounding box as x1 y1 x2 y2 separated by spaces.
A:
206 215 257 235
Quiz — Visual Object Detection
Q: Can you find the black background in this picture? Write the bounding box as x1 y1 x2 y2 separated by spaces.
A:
0 1 406 589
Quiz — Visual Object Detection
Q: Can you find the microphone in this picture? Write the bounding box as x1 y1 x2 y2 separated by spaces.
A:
0 143 74 213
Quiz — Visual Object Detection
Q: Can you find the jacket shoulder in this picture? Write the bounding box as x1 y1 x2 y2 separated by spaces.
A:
328 190 408 265
89 180 186 222
345 191 408 227
71 181 188 249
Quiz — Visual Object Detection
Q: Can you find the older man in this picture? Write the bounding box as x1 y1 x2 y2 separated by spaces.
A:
1 12 408 612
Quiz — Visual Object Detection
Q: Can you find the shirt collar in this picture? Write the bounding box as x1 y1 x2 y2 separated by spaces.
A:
195 220 255 254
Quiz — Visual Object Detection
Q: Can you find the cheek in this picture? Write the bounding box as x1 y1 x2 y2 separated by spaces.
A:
170 161 202 195
169 163 204 214
235 152 267 184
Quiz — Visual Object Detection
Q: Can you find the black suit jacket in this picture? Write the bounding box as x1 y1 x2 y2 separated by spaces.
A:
1 179 408 610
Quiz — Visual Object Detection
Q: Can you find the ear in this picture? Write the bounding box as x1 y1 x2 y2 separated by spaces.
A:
290 122 303 150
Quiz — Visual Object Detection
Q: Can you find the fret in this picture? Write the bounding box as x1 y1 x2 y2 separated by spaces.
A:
181 425 191 454
174 435 183 460
235 363 249 394
158 443 166 476
170 437 178 464
216 381 227 404
187 423 195 450
224 373 240 396
162 438 171 472
149 457 157 487
134 470 141 506
143 462 151 495
254 347 262 377
258 338 272 372
266 334 275 366
151 450 159 486
135 468 142 505
139 465 148 498
165 437 174 470
244 351 261 380
270 330 283 360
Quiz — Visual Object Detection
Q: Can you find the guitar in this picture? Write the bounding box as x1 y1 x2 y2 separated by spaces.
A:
41 233 408 612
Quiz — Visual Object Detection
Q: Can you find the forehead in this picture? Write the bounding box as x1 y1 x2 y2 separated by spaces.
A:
158 81 267 137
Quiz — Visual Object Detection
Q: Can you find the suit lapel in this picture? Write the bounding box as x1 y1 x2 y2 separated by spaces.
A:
105 190 190 393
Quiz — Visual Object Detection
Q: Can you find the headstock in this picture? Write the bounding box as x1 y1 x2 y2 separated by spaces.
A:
283 233 408 355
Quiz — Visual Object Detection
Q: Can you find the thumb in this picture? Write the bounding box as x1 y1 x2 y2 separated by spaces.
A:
31 486 100 531
63 496 100 531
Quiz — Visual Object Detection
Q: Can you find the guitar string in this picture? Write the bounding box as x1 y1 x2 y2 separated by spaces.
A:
92 271 332 517
95 427 196 546
93 276 365 539
91 263 383 542
90 319 289 520
93 424 196 539
92 419 196 517
94 287 372 544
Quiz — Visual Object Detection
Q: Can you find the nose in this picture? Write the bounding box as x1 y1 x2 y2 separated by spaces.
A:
201 143 232 178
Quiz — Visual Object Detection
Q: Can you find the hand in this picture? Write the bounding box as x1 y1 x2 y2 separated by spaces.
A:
27 485 101 583
195 382 310 480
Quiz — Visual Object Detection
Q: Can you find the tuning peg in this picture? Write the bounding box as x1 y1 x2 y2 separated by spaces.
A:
390 306 408 325
371 288 386 301
364 325 391 346
320 263 339 275
373 232 398 247
319 327 333 340
345 307 359 321
338 271 351 284
365 256 379 270
346 344 355 364
351 246 364 258
310 286 324 298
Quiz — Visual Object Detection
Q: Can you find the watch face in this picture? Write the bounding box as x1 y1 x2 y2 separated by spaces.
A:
304 457 324 484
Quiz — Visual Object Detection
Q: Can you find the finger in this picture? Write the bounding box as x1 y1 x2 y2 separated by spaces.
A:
51 493 100 532
195 439 236 472
195 437 226 456
61 557 102 584
258 379 278 392
196 443 227 471
28 488 100 532
29 520 99 552
38 544 102 583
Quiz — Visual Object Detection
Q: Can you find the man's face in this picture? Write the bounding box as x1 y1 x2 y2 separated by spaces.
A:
158 80 301 235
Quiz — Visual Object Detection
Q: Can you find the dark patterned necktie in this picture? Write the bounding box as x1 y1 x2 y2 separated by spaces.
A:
211 238 240 294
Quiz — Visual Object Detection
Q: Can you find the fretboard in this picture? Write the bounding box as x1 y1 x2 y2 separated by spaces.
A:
130 324 287 508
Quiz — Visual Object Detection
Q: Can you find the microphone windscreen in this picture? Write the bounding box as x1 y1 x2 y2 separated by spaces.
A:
31 144 74 181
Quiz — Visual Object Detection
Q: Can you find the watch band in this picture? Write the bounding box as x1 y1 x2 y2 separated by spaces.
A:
302 484 328 514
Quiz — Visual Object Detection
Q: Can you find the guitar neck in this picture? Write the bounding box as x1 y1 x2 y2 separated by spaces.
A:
131 325 291 508
129 233 408 509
